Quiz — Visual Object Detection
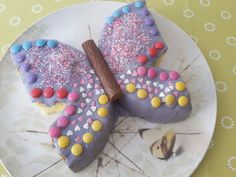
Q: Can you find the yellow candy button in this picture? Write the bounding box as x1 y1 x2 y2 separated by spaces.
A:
58 136 70 149
97 107 108 117
98 94 109 105
178 96 189 107
126 83 136 93
165 94 175 106
83 132 94 144
175 82 186 91
137 89 148 99
92 120 103 132
151 97 161 108
71 144 83 156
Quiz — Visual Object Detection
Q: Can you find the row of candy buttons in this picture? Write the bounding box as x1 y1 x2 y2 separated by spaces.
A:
136 66 180 81
125 83 189 107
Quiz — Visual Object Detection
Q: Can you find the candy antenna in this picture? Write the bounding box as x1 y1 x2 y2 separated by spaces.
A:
88 24 92 39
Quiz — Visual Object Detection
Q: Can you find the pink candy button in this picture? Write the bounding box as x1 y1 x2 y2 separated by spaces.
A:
148 67 157 79
68 91 79 102
159 72 168 81
65 105 76 116
137 66 147 76
57 116 70 128
169 71 179 80
48 127 61 138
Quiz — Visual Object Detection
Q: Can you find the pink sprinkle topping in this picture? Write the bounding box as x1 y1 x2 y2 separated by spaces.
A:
99 13 151 73
57 116 70 128
169 71 179 80
137 66 147 76
148 67 157 78
159 72 168 81
48 127 61 138
68 91 79 102
65 105 76 116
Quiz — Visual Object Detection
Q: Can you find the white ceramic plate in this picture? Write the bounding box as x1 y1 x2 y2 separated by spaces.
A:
0 1 216 177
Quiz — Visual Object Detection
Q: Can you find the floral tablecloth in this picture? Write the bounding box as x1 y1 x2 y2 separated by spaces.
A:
0 0 235 176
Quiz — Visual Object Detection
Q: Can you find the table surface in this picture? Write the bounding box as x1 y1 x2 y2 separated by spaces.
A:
0 0 235 177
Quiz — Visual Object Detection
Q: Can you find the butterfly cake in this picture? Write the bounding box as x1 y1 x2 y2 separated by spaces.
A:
10 1 192 172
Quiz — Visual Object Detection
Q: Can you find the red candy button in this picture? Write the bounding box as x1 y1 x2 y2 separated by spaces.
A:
137 55 148 64
31 88 42 98
155 42 164 49
57 88 68 99
43 87 54 98
148 47 157 57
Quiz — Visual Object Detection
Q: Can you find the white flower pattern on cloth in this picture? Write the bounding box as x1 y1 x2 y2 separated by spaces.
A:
215 81 228 93
220 116 235 130
31 4 44 13
9 16 21 26
227 156 236 172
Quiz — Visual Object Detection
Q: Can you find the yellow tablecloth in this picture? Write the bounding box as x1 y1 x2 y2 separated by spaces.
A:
0 0 235 176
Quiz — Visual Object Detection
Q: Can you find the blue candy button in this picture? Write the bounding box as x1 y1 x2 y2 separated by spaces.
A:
36 39 46 47
47 40 58 48
113 10 121 18
106 16 114 24
23 41 32 50
10 44 22 54
122 6 130 14
135 1 145 8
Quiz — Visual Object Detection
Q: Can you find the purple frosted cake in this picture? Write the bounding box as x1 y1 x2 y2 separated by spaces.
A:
10 1 191 172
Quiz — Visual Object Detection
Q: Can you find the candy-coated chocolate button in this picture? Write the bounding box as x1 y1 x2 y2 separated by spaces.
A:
150 28 158 35
122 6 130 13
20 63 31 72
36 39 46 47
31 88 42 98
98 94 109 105
165 94 175 106
71 144 83 156
10 44 22 54
57 116 70 128
25 73 37 84
141 9 149 16
82 132 94 144
58 136 70 149
137 66 147 76
65 105 76 116
68 91 79 102
135 1 144 8
49 127 61 138
151 97 161 108
155 42 164 49
148 47 157 57
175 82 186 91
92 120 103 132
137 89 148 99
47 40 58 48
148 67 157 79
23 41 32 50
137 55 147 64
113 10 121 17
145 17 154 26
106 16 113 24
43 87 54 98
159 72 168 81
15 54 25 63
169 71 179 80
97 107 108 117
178 96 189 107
57 88 68 99
126 83 136 93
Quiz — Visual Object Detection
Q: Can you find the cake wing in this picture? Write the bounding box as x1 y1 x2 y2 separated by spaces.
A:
10 39 91 107
98 0 167 74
